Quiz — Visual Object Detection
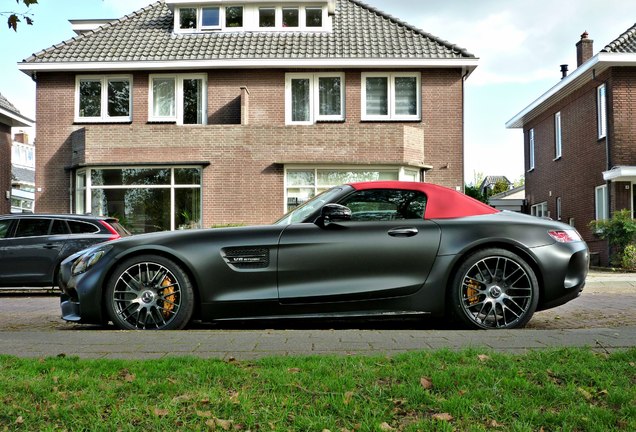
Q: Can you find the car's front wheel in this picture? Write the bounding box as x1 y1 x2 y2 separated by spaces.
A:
451 248 539 329
105 255 194 330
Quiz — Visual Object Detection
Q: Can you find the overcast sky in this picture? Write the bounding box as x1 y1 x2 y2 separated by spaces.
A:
2 0 636 183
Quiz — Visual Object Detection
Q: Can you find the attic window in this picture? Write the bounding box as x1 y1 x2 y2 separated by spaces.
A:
179 8 197 30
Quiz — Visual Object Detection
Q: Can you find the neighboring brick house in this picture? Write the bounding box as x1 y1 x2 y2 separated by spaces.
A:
11 132 36 213
1 93 34 215
507 27 636 265
18 0 477 232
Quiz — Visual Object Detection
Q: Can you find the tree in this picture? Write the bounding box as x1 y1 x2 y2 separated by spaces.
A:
590 209 636 268
3 0 38 32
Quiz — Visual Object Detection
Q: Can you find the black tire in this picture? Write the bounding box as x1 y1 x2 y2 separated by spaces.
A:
105 254 194 330
451 248 539 329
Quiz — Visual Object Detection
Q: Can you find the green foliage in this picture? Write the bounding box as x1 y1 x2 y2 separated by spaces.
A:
622 244 636 270
0 348 635 430
4 0 38 31
491 179 510 195
590 209 636 267
464 184 487 203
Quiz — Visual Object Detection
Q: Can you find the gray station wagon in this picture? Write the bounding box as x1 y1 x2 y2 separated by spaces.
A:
0 214 130 288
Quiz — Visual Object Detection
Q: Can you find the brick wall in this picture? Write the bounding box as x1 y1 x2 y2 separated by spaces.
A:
0 124 10 214
34 67 465 224
524 67 636 265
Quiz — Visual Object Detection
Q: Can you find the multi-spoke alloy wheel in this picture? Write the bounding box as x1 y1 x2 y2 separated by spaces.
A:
105 255 194 330
452 249 538 329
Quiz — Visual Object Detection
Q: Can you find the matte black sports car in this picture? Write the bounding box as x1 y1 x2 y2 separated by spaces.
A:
58 181 588 330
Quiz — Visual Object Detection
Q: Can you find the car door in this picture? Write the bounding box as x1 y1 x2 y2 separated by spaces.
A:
277 188 441 304
0 218 69 286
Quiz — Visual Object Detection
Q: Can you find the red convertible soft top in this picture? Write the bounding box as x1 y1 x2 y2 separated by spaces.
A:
349 181 499 219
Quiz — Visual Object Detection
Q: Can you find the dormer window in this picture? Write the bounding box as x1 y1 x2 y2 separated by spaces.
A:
171 2 331 33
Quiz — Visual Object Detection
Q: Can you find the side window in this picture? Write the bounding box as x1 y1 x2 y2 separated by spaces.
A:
339 190 427 221
14 219 51 238
68 220 100 234
50 220 69 235
0 220 13 238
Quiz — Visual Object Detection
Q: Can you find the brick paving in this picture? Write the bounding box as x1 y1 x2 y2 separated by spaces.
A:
0 271 634 359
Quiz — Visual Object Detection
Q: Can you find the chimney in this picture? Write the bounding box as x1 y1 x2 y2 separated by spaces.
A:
560 64 568 79
576 31 593 67
14 132 29 144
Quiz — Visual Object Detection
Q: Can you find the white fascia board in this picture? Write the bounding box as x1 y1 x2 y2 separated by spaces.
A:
18 58 478 73
506 52 636 129
0 107 34 127
603 166 636 181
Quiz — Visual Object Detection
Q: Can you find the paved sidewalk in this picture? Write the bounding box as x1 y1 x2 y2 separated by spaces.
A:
0 270 634 359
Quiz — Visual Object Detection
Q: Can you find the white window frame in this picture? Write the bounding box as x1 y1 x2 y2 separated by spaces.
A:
75 75 132 123
531 202 548 218
595 185 608 221
148 73 208 125
597 83 607 139
76 166 203 231
285 73 345 125
361 72 421 121
554 111 562 159
528 128 535 171
283 165 419 212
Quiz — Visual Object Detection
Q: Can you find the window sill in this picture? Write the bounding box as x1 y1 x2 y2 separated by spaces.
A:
74 119 132 125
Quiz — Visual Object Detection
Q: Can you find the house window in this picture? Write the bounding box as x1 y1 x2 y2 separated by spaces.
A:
556 196 562 221
283 8 299 27
149 74 207 124
201 7 221 29
362 72 421 121
225 6 243 27
305 7 323 27
75 75 132 122
528 128 535 171
259 8 276 27
595 185 608 220
176 6 242 31
286 73 344 124
554 111 562 159
75 167 203 233
531 202 548 218
597 83 607 139
284 166 419 212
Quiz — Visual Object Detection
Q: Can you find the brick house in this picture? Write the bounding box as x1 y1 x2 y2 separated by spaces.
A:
18 0 477 232
1 93 34 215
507 27 636 265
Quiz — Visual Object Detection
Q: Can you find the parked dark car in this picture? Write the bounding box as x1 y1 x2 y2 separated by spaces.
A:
58 181 589 330
0 214 130 288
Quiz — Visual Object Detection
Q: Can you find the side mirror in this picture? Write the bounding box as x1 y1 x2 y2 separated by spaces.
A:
319 204 352 227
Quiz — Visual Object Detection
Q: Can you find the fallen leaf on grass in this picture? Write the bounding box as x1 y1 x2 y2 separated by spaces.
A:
287 368 301 374
489 419 504 427
15 416 24 425
343 391 354 405
420 377 433 389
432 413 453 422
477 354 490 362
153 408 169 417
207 417 233 431
577 387 593 401
197 410 213 418
379 422 394 431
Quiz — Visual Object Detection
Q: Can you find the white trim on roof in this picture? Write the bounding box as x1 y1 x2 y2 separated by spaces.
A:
18 58 478 74
603 166 636 181
0 106 34 128
506 52 636 129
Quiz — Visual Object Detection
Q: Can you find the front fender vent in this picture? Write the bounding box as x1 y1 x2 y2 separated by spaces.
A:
222 247 270 269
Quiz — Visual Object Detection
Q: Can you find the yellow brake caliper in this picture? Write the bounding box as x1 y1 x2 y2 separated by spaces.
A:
466 278 480 306
161 276 176 318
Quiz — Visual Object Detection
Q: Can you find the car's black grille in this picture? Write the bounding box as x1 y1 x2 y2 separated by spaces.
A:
222 248 270 269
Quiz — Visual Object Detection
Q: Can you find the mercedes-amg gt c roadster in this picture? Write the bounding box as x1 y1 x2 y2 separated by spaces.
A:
58 181 588 330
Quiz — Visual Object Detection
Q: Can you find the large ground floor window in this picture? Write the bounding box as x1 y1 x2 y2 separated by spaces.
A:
74 166 202 233
284 166 421 212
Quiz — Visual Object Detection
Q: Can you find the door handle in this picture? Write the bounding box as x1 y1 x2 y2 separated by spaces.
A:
43 244 57 249
388 227 418 237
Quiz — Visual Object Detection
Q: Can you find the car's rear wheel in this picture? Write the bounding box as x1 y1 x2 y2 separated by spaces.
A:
105 255 194 330
451 248 539 329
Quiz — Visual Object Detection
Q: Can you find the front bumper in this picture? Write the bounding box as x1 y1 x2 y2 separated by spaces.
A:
57 252 108 325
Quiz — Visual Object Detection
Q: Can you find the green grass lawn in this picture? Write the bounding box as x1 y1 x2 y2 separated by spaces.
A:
1 348 635 431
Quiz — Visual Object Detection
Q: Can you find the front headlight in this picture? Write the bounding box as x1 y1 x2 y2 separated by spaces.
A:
71 246 112 276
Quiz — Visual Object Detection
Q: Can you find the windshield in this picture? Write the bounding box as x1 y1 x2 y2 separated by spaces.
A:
274 187 347 225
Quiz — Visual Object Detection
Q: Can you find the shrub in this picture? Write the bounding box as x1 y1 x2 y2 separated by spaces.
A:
622 244 636 270
590 209 636 267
